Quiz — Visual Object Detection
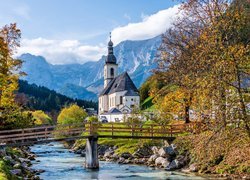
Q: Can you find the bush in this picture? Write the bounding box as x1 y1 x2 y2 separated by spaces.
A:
0 105 34 130
25 110 53 125
57 104 87 125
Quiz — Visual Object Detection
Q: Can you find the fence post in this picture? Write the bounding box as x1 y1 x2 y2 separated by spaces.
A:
131 124 134 137
151 125 153 137
111 122 114 136
170 125 173 137
22 129 24 143
45 127 48 139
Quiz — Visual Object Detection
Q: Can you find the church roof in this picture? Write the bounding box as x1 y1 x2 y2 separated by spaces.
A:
99 72 139 96
103 108 122 115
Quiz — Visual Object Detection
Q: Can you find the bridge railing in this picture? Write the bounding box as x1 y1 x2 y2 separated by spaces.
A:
86 121 202 137
0 121 203 145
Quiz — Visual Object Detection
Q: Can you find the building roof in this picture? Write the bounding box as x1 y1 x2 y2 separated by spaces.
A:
99 72 139 96
103 108 122 115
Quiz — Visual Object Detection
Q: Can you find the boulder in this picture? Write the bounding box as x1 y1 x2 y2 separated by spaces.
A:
35 169 45 175
98 145 110 156
75 149 82 154
189 163 199 172
80 150 85 157
28 154 36 160
3 156 15 165
117 157 125 164
158 148 168 158
111 153 119 161
135 158 147 164
155 157 170 168
0 148 6 157
103 150 114 159
10 169 22 176
13 163 21 169
141 158 148 164
165 144 178 157
133 146 153 158
124 159 131 164
21 162 29 169
151 146 159 155
148 154 159 164
165 159 180 171
3 156 12 161
120 152 132 159
19 158 31 164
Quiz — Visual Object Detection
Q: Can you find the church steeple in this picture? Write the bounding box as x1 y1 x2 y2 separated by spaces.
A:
104 33 118 88
105 32 116 64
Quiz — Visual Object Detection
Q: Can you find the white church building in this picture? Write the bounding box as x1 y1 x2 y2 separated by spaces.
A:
98 36 140 122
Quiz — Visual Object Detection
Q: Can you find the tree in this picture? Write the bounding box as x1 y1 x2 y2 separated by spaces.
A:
0 23 34 130
29 110 53 125
57 104 87 125
156 0 250 132
0 23 22 107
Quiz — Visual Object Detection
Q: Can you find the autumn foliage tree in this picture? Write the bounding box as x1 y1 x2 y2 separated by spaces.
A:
0 23 33 130
156 0 250 132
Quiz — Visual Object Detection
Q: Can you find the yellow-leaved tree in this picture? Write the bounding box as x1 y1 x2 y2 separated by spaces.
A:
0 23 34 130
56 104 87 137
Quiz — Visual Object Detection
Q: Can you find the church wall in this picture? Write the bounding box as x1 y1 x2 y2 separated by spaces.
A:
124 96 140 111
108 91 126 109
98 95 109 114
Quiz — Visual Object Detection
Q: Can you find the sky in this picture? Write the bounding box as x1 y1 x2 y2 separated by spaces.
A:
0 0 181 64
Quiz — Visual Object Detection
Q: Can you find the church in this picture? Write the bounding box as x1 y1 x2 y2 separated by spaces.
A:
98 35 140 122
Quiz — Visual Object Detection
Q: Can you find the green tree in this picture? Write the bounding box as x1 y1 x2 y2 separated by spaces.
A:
57 104 87 125
29 110 52 125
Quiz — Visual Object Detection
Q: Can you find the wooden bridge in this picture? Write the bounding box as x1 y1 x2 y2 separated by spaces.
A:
0 122 202 169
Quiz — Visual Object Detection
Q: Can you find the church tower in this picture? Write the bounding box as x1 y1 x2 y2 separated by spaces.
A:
104 33 118 88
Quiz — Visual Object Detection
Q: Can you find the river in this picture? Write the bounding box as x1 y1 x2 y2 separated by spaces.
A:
30 142 203 180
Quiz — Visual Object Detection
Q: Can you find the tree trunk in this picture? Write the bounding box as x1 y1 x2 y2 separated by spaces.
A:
184 104 190 123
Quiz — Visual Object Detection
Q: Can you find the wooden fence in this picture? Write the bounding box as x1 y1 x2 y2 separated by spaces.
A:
0 122 203 146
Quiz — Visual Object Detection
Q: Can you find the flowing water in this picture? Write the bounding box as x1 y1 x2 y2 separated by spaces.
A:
30 142 203 180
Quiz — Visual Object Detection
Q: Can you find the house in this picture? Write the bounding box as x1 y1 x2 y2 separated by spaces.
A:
98 35 140 122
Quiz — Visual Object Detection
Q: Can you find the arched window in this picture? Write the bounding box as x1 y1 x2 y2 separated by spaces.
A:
110 68 114 76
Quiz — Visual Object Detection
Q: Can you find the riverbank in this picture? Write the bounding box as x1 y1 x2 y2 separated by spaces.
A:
0 146 43 179
72 128 250 179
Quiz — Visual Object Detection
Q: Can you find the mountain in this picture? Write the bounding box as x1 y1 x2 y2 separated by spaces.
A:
17 80 98 112
19 35 162 100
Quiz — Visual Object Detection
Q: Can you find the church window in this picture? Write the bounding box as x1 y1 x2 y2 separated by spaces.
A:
120 96 123 104
131 98 133 101
110 68 114 76
130 105 135 109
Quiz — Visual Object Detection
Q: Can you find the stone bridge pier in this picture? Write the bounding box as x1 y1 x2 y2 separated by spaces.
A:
85 136 99 169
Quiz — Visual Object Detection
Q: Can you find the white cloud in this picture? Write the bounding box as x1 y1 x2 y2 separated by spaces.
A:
111 5 181 45
16 5 181 64
17 38 106 64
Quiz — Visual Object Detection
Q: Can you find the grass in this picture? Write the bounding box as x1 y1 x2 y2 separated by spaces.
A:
75 136 164 155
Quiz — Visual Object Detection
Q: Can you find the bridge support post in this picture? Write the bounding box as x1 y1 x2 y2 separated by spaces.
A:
85 136 99 169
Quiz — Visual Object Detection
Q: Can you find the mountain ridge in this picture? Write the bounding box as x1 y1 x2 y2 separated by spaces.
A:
19 35 162 100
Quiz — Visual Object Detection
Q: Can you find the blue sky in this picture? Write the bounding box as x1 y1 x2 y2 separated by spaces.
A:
0 0 180 64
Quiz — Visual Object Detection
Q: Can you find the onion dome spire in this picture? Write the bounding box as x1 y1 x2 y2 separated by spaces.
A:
106 32 117 64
